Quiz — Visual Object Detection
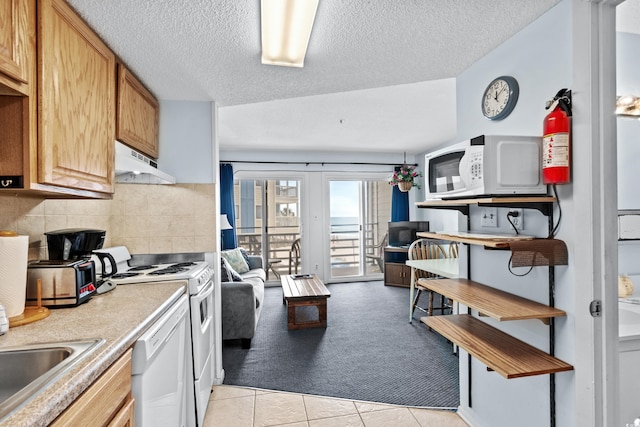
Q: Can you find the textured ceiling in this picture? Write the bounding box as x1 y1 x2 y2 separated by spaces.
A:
66 0 567 154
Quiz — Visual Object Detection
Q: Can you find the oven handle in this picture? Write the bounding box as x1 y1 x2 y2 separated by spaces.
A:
193 280 214 328
194 280 214 303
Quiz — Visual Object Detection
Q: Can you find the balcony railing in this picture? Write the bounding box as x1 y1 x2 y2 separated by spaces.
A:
235 224 383 281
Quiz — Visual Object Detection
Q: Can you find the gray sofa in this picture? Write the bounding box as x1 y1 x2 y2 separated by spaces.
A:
221 255 265 349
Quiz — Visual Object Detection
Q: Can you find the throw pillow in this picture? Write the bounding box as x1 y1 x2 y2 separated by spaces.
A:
221 248 250 274
238 248 251 267
220 257 243 282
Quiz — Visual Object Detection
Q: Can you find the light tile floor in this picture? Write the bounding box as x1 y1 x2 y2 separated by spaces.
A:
204 385 469 427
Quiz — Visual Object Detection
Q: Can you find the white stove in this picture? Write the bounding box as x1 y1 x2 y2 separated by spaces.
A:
93 246 212 292
93 246 215 427
107 261 211 289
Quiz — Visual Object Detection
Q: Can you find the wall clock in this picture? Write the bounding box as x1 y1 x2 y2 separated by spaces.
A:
481 75 519 120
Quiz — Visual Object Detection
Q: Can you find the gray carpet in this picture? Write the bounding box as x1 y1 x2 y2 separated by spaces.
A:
222 280 459 408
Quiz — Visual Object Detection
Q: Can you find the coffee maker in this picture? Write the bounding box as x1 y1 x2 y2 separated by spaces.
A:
26 229 106 307
45 228 106 261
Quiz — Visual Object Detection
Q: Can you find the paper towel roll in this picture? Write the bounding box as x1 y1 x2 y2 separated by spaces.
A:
0 233 29 317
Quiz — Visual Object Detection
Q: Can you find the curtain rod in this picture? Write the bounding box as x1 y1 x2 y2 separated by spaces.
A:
220 160 418 166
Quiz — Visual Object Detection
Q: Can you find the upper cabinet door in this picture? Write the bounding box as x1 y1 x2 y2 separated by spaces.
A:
117 64 159 159
38 0 115 194
0 0 32 85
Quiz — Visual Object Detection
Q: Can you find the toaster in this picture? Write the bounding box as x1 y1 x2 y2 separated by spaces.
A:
26 259 97 307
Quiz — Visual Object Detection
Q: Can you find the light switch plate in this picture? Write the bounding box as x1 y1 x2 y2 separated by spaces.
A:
481 207 498 227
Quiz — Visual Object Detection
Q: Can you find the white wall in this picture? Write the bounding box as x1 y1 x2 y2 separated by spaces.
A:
415 2 576 426
159 100 216 184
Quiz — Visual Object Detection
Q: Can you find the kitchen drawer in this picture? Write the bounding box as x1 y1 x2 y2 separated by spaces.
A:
107 396 135 427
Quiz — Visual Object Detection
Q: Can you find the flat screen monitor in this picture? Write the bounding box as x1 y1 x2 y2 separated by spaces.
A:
388 221 429 247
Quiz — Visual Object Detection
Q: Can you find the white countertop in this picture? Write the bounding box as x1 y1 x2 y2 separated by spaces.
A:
0 280 187 427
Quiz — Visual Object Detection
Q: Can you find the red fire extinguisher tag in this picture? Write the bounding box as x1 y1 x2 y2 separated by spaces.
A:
543 99 571 185
543 133 569 168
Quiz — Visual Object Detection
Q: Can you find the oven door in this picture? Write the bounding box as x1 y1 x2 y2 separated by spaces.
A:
189 279 214 426
190 279 214 377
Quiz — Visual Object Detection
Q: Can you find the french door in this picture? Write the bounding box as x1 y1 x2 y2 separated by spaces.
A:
327 178 391 280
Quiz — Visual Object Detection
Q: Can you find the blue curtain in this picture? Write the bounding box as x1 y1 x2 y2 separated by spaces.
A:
391 185 409 221
220 163 237 250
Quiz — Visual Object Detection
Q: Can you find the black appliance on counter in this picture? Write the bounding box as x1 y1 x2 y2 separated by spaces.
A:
45 228 106 260
26 229 105 307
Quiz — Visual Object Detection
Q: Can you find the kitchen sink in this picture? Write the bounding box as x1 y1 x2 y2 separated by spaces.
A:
0 339 104 422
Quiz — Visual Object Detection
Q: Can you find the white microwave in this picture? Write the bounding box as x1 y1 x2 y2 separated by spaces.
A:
424 135 547 199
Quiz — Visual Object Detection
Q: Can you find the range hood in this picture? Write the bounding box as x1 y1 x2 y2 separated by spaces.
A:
114 141 176 184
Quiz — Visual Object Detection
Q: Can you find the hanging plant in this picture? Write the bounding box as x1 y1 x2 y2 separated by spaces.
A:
389 164 422 192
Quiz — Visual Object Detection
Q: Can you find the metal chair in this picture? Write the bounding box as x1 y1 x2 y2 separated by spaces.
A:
288 238 301 274
365 232 388 273
410 239 456 318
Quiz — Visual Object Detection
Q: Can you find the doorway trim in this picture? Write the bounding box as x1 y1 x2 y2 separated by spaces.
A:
572 1 620 425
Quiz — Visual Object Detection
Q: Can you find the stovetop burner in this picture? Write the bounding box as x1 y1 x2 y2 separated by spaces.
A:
110 272 142 279
148 267 189 276
127 265 158 271
171 262 197 268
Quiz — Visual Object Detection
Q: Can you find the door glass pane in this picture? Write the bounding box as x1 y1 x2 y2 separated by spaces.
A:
234 178 301 281
269 180 301 279
363 180 391 276
235 180 262 255
330 181 361 278
329 179 391 279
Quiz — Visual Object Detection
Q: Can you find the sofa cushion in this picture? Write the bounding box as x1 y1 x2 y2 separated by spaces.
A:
241 275 265 309
222 248 250 274
221 257 243 282
247 255 263 270
238 248 251 266
240 268 266 282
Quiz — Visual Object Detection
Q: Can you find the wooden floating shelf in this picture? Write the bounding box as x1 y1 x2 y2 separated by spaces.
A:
422 314 573 379
416 278 565 324
417 231 536 249
416 196 557 208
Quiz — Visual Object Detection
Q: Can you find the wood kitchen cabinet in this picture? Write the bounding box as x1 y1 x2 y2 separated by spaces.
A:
0 0 33 93
0 0 115 197
37 0 115 194
52 348 135 427
117 63 159 159
0 0 36 192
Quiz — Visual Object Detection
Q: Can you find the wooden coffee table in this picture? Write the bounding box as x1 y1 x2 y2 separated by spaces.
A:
281 274 331 330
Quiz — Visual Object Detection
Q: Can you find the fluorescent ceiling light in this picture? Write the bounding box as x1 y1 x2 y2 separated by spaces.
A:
261 0 319 68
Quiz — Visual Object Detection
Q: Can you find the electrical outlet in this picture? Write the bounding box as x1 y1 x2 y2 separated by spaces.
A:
481 207 498 227
507 209 524 231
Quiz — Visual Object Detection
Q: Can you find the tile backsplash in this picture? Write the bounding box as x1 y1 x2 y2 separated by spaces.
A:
0 183 217 260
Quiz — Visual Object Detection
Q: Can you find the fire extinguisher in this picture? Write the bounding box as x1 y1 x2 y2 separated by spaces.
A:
542 89 572 185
